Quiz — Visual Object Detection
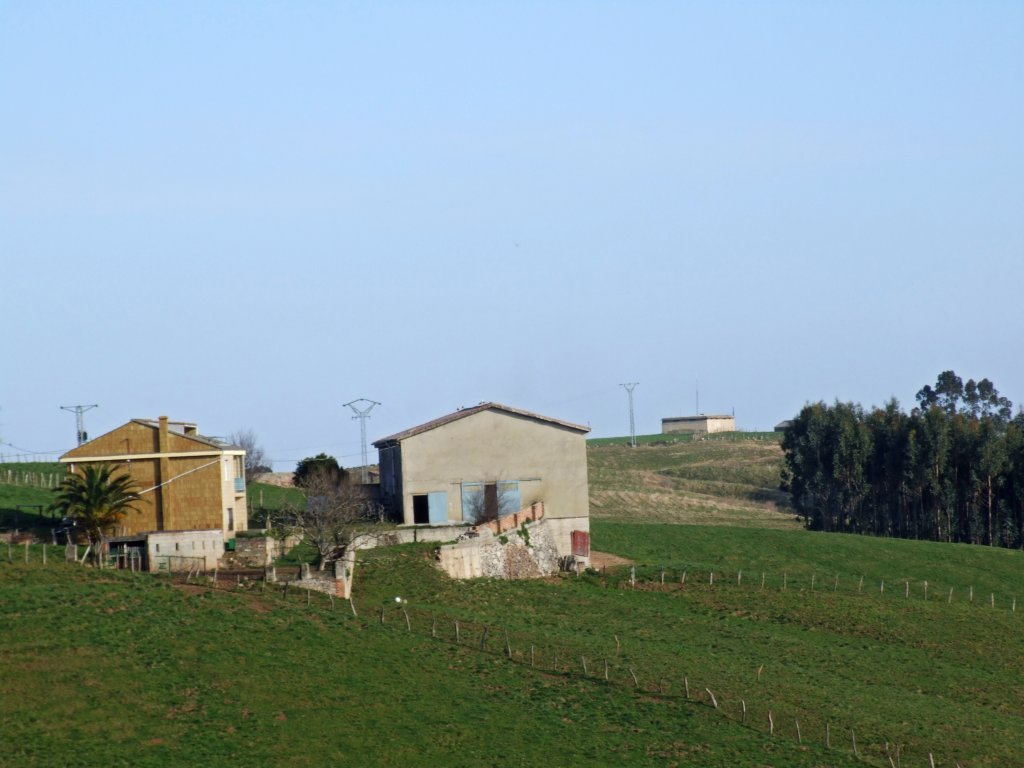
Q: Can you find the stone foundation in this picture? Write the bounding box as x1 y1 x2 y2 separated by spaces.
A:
436 517 560 579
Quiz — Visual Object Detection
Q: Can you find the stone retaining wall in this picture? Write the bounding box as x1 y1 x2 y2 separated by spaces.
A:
436 516 560 580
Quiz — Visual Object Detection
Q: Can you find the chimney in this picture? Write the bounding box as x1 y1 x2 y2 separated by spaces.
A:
158 416 169 453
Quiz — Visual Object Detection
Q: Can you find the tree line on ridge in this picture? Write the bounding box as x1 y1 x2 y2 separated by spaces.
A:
781 371 1024 548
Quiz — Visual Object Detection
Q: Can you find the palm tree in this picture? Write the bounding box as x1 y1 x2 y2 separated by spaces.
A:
50 464 141 562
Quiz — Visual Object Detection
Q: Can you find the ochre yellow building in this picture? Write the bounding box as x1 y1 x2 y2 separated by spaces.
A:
59 416 247 537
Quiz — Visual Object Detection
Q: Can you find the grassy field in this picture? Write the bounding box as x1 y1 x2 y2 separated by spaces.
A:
3 531 1020 767
2 441 1021 766
1 556 862 768
588 435 795 529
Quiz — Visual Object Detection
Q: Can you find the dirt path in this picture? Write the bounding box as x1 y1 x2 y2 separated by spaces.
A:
589 550 633 568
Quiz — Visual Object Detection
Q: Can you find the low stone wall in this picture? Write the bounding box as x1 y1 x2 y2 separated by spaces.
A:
270 548 357 599
350 523 473 550
234 533 301 566
436 517 560 580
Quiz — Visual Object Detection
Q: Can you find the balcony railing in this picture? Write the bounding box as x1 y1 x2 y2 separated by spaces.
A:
234 477 245 493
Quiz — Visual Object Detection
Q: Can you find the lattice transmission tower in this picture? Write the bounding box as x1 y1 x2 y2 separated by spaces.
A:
61 404 98 446
344 399 381 483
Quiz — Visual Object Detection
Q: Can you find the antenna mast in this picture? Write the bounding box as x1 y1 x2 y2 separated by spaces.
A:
344 399 381 483
620 383 639 448
61 404 98 446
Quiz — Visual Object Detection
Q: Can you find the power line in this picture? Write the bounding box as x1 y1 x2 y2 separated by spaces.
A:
343 398 381 483
620 383 639 448
60 404 98 446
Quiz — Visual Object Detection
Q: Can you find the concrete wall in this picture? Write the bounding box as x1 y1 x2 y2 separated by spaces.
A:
146 529 224 572
661 416 736 435
392 409 589 547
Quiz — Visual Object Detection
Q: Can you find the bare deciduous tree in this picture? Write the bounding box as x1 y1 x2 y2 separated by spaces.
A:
229 429 269 484
284 466 374 569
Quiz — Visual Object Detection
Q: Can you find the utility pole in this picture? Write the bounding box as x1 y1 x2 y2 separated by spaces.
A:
61 404 98 446
620 383 639 448
344 399 381 483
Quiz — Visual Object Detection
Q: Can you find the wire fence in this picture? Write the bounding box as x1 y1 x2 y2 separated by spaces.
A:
3 546 991 766
615 563 1020 615
0 468 63 489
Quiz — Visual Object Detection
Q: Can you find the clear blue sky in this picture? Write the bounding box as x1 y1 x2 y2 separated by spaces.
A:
2 2 1022 469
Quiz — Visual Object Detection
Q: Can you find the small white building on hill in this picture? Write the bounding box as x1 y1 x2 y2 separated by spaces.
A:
661 415 736 435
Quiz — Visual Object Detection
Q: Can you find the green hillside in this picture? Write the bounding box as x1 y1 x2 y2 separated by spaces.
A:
2 555 861 768
2 442 1021 766
588 435 795 528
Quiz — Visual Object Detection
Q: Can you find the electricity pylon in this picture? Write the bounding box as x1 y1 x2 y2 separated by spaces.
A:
61 404 98 446
344 399 381 483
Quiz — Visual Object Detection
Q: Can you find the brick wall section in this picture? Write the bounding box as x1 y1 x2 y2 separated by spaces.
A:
478 502 545 536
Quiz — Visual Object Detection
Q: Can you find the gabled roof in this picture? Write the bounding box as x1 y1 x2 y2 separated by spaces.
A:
60 418 240 461
129 419 237 450
373 402 589 447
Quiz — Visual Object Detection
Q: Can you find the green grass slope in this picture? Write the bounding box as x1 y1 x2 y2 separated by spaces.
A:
588 436 795 528
3 442 1020 766
0 557 857 768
